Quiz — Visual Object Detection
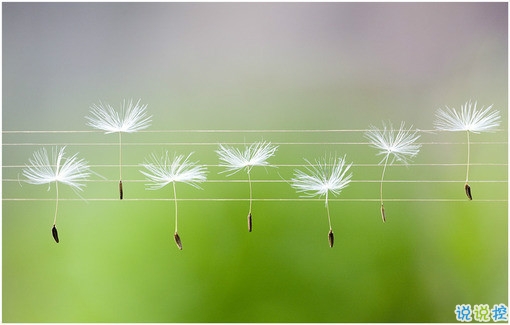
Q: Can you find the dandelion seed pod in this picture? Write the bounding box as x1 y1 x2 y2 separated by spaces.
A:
328 229 334 248
465 183 473 200
174 232 183 250
119 180 123 200
52 224 59 243
381 205 386 223
247 212 253 232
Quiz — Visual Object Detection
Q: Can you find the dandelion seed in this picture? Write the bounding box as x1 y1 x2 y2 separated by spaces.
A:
434 100 501 200
174 232 183 250
380 205 386 223
119 180 124 200
465 183 472 201
327 229 335 248
140 151 207 250
247 212 253 232
291 154 352 248
22 146 91 243
365 121 421 222
86 98 152 200
52 225 59 243
216 141 278 232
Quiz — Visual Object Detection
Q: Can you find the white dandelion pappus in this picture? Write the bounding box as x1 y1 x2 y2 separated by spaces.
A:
86 98 152 133
365 121 421 165
140 151 207 250
23 146 91 191
433 100 501 200
86 98 152 199
216 141 278 175
216 141 279 232
364 121 421 222
22 146 91 243
291 154 353 248
291 155 352 203
434 100 501 133
140 151 207 190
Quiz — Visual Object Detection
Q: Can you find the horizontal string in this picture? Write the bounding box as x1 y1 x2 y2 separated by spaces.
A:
2 178 508 183
2 129 506 134
2 198 507 202
3 142 507 146
4 163 507 168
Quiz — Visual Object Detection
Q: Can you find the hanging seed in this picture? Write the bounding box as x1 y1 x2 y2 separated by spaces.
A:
328 229 334 248
51 224 59 243
381 204 386 223
174 232 182 250
465 183 472 200
119 180 123 200
247 212 252 232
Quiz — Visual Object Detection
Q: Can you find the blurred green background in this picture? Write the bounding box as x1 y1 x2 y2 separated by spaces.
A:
3 3 507 323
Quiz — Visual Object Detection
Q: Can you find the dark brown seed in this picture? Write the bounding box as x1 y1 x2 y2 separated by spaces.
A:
381 204 386 223
328 229 334 248
465 183 472 200
52 224 59 243
247 212 252 232
174 232 182 250
119 180 123 200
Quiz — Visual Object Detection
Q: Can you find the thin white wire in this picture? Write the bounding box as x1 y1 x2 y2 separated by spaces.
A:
2 129 388 133
2 129 506 133
3 141 507 146
4 127 506 147
2 198 507 202
4 179 507 183
6 164 507 183
4 163 507 168
0 129 454 133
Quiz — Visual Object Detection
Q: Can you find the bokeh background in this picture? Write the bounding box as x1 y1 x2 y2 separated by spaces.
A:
3 3 507 323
